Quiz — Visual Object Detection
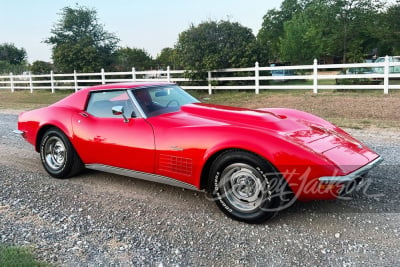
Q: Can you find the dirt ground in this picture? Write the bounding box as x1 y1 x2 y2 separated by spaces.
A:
1 89 399 129
195 91 400 129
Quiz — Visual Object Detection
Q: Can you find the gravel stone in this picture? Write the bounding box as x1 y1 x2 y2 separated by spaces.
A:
0 112 399 266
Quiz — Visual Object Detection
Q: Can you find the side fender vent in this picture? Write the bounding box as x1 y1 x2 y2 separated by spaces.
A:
159 154 193 176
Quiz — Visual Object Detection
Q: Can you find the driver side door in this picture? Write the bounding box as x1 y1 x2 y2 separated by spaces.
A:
71 90 155 173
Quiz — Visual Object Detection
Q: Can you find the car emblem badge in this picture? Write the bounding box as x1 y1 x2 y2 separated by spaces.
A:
170 146 184 151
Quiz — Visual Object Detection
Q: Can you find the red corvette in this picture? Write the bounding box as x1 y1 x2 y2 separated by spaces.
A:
15 82 382 223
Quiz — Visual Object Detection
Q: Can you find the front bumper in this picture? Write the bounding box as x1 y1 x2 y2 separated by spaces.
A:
318 156 383 184
13 129 25 137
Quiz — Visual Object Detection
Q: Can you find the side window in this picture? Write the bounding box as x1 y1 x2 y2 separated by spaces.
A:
86 90 137 118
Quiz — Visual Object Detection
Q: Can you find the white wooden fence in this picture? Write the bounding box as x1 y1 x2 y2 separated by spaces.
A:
1 56 399 94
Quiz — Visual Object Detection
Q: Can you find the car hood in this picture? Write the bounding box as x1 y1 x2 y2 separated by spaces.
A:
180 103 322 134
181 103 290 128
179 103 379 173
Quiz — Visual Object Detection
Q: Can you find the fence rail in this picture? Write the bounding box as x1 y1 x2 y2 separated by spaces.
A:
1 56 399 94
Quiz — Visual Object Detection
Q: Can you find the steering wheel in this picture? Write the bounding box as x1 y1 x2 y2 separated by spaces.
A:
166 99 179 107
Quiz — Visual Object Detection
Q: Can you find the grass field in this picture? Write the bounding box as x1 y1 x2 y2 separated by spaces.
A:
0 245 51 266
1 88 399 129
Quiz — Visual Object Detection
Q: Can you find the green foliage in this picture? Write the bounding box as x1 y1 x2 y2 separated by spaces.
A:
280 13 312 64
257 0 303 64
259 0 394 64
0 43 27 65
175 20 259 80
280 1 330 64
0 61 27 75
45 5 119 72
257 9 283 64
113 47 154 71
0 43 28 74
156 47 178 69
329 0 385 63
9 0 398 74
0 245 51 266
377 2 400 55
30 61 53 74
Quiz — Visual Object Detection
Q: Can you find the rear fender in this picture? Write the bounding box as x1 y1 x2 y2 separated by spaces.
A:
35 121 73 152
32 107 76 152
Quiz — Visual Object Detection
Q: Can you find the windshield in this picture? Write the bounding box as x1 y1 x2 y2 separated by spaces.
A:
131 85 199 117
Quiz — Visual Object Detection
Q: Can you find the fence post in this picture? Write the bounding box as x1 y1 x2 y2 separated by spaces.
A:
132 67 136 82
167 66 171 83
9 72 14 92
208 71 212 95
101 68 106 84
29 71 33 93
313 59 318 94
50 71 55 93
255 61 260 94
74 70 78 92
384 55 389 94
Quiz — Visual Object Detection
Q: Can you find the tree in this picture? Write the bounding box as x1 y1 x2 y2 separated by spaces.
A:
113 47 154 71
175 20 258 79
257 0 304 64
0 61 26 74
376 1 400 55
280 1 331 64
257 9 284 64
276 0 388 64
45 5 119 72
156 47 178 69
30 61 53 74
0 43 27 74
0 43 27 65
329 0 386 62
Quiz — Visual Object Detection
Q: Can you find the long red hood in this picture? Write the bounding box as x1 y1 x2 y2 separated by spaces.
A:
179 103 379 174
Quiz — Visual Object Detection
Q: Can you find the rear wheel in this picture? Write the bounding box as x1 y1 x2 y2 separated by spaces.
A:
40 128 83 178
209 150 283 224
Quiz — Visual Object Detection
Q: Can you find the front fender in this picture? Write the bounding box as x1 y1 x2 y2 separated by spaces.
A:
200 126 338 199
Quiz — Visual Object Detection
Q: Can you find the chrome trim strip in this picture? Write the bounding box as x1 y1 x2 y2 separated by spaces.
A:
319 156 383 183
13 129 25 136
85 164 199 191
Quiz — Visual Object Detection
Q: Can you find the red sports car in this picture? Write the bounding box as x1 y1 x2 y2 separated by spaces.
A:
15 82 382 223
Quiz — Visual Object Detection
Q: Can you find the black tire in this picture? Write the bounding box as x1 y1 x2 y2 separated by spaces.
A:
40 128 83 178
208 150 283 224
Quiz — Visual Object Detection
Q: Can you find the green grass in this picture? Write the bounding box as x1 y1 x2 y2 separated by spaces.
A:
0 89 72 110
0 245 51 266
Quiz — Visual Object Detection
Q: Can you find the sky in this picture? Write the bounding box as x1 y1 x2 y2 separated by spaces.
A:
1 0 284 63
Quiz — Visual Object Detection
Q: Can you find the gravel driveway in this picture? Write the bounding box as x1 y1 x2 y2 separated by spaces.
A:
0 111 399 266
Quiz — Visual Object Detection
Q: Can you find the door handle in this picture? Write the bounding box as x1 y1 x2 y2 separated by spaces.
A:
94 135 105 142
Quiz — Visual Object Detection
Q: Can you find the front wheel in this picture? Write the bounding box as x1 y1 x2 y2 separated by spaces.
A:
40 128 83 178
208 150 283 224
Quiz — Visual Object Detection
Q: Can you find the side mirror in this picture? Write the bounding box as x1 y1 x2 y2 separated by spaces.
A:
112 106 129 123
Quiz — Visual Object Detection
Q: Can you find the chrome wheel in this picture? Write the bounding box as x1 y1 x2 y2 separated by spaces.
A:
209 150 282 223
43 136 67 171
220 163 269 213
40 128 83 178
